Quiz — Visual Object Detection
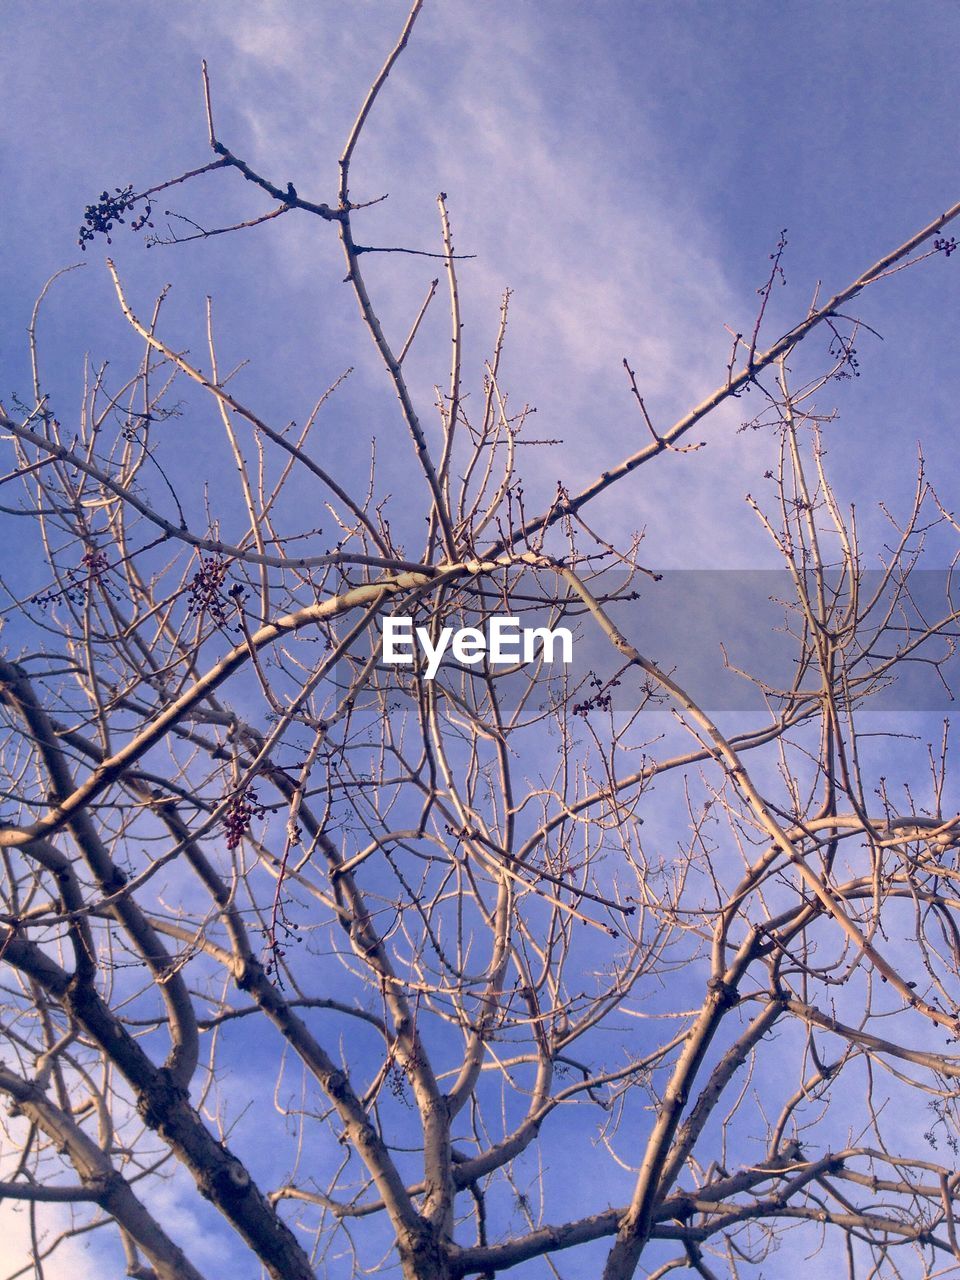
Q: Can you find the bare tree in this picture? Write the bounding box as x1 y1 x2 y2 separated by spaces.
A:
3 7 960 1279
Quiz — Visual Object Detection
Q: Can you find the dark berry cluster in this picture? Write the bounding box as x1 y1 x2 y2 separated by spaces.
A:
223 786 266 851
758 228 788 290
31 548 114 610
80 549 110 578
78 185 153 251
31 583 85 610
934 237 957 258
186 557 229 624
923 1098 960 1154
828 332 860 379
572 672 620 718
388 1061 412 1107
262 917 303 978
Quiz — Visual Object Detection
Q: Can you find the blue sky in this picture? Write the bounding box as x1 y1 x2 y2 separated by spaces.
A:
4 1 958 572
2 3 959 1276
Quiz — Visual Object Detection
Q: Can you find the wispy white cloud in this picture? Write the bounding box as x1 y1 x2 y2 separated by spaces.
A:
163 3 780 567
0 1202 107 1279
